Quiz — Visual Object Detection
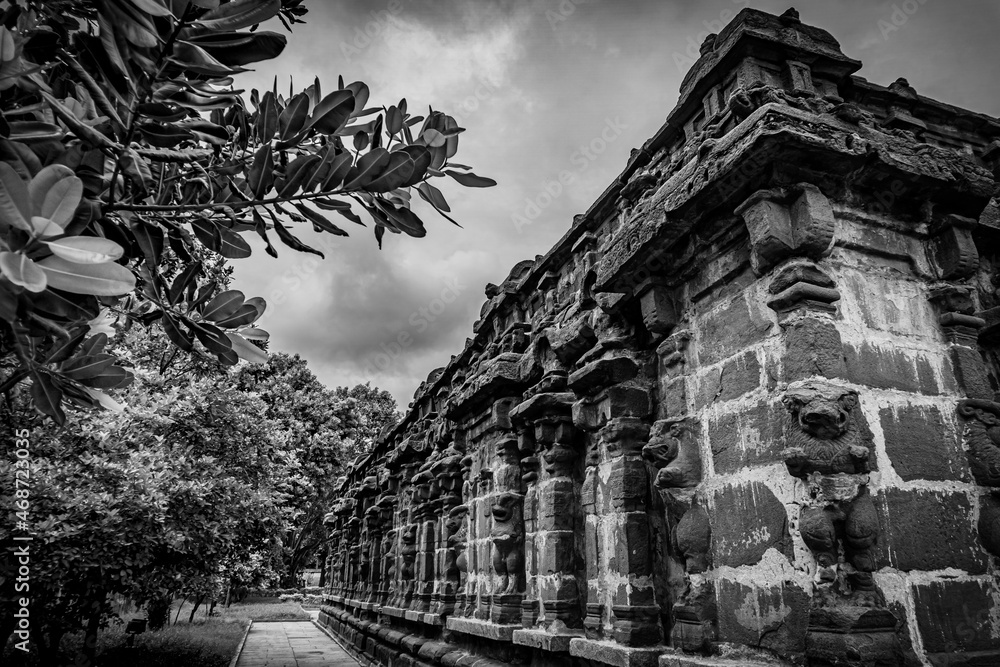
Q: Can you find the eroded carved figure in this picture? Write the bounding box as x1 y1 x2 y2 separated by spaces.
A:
642 418 701 489
782 380 878 592
490 491 524 596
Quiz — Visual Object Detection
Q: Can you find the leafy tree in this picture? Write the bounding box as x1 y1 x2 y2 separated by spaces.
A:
1 324 398 658
333 382 399 464
0 0 494 423
233 353 398 585
0 370 284 663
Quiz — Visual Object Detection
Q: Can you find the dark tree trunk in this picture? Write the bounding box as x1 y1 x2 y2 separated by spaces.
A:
209 599 217 617
188 595 205 623
146 596 171 630
173 598 185 625
82 603 101 666
0 613 15 661
37 627 63 667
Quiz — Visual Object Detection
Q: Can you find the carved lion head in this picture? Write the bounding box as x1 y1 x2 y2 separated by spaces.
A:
782 381 858 440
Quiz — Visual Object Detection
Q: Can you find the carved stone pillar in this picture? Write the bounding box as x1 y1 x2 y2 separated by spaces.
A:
410 467 435 613
600 417 663 647
379 527 396 606
471 465 492 620
511 391 584 653
363 506 381 606
567 341 666 666
580 428 603 638
642 418 714 652
489 435 525 624
430 433 465 620
399 521 417 609
455 453 474 616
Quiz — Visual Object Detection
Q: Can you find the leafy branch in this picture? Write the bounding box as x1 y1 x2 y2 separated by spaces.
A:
0 0 495 424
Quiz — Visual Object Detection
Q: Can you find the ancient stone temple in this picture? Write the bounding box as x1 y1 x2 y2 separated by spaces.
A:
318 7 1000 666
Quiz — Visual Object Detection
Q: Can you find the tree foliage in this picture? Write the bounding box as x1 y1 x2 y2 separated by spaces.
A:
1 324 397 658
233 354 398 585
0 0 494 423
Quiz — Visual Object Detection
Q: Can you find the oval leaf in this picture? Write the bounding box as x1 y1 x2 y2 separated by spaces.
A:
196 0 280 31
0 251 47 292
444 169 496 188
45 236 125 264
202 289 245 322
308 90 355 134
0 162 31 231
37 255 136 296
83 386 125 413
226 331 268 363
30 370 65 424
30 216 65 239
238 327 269 341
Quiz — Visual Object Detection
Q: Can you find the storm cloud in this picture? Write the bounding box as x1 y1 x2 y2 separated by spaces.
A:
230 0 1000 405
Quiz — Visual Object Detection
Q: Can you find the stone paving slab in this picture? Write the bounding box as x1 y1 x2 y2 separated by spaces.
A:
235 620 359 667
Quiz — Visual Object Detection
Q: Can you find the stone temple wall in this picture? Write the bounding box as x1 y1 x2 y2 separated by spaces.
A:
318 8 1000 667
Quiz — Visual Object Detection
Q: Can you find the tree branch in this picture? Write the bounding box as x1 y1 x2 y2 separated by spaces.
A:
107 189 355 213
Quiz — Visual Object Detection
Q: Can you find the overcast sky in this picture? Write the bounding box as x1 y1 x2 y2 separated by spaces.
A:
230 0 1000 407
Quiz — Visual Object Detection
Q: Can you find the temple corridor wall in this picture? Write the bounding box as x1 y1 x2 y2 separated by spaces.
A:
318 8 1000 667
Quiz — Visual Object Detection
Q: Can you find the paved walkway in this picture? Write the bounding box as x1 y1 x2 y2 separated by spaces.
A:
235 620 359 667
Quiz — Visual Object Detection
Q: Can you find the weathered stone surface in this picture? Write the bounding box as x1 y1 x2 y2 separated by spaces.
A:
569 357 640 395
913 580 996 653
880 404 969 481
696 295 772 366
707 401 786 473
948 345 994 400
693 351 761 409
977 493 1000 559
710 481 792 567
445 617 520 641
779 317 845 381
715 580 810 658
844 342 954 395
511 628 580 652
874 489 987 573
569 637 665 667
658 376 687 420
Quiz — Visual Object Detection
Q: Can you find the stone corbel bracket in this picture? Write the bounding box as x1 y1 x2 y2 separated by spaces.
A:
928 285 991 399
736 182 836 276
766 259 841 318
929 213 980 281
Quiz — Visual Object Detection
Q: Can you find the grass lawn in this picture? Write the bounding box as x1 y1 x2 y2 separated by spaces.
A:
204 600 311 623
3 599 310 667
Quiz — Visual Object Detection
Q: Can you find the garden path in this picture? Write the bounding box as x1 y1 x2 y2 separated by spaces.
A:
235 620 358 667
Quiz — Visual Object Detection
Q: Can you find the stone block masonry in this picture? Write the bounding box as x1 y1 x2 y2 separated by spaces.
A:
318 7 1000 667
